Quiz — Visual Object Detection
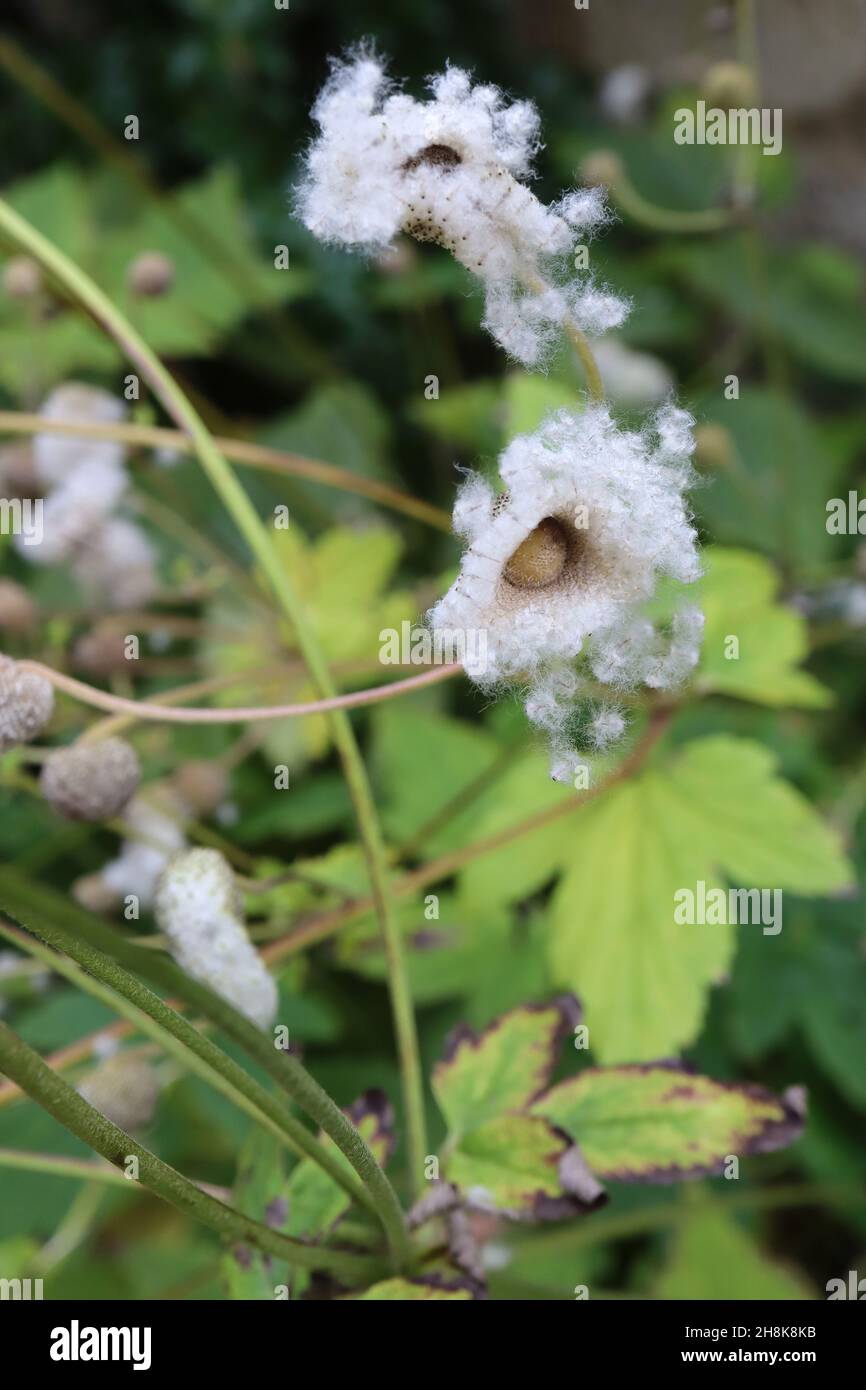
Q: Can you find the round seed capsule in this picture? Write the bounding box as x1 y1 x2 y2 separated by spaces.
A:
503 517 569 590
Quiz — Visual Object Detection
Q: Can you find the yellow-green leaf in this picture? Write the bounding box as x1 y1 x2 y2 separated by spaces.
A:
548 735 853 1061
532 1064 803 1181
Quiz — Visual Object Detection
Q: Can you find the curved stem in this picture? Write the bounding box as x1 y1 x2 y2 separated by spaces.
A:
0 1020 383 1283
0 196 428 1192
0 411 452 532
17 657 461 729
0 918 374 1219
0 865 413 1270
604 167 736 234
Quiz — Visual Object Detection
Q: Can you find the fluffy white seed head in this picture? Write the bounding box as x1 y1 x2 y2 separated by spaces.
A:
429 403 702 773
78 1052 160 1132
298 52 627 366
154 848 278 1030
0 656 54 752
41 737 141 821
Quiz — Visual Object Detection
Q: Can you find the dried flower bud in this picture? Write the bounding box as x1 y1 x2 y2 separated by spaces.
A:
0 580 38 635
41 737 140 821
127 251 175 297
155 848 278 1029
172 760 229 817
72 623 130 677
3 256 42 299
77 1052 159 1132
0 656 54 752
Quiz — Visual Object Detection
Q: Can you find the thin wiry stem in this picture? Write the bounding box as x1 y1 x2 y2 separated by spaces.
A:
0 410 452 532
17 657 461 728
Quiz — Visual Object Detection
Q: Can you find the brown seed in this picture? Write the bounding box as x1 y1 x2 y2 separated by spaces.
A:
403 143 462 172
503 517 569 590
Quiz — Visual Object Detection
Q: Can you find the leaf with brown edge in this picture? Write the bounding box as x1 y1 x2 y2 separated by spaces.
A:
531 1063 805 1183
285 1089 395 1244
433 996 580 1135
446 1113 571 1219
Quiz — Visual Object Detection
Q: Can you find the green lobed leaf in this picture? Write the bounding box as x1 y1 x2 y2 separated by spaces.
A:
694 548 831 709
548 735 853 1061
432 998 579 1135
446 1113 570 1217
532 1063 804 1181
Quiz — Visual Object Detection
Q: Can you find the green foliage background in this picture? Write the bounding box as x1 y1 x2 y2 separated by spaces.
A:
0 0 864 1300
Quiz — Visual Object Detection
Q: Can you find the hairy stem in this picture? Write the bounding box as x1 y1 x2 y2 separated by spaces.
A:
0 866 413 1270
0 1020 383 1283
0 917 377 1222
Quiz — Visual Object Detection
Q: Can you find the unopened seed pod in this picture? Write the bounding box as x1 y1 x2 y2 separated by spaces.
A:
41 737 140 821
128 251 175 298
0 656 54 752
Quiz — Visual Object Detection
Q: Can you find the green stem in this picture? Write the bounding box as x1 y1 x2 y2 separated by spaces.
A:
0 918 372 1219
0 867 412 1270
0 1020 382 1283
0 196 428 1197
0 1146 133 1187
598 160 736 234
522 271 604 401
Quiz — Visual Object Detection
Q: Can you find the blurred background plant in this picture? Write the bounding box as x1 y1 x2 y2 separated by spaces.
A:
0 0 864 1300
